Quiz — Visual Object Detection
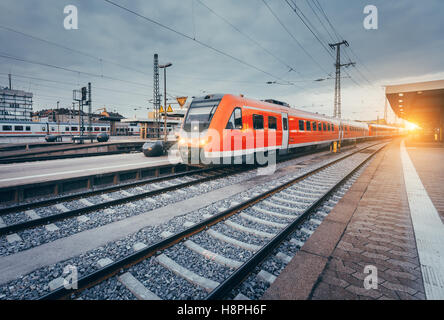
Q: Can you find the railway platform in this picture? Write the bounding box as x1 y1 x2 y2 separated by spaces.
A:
263 138 444 300
0 153 182 203
0 139 146 164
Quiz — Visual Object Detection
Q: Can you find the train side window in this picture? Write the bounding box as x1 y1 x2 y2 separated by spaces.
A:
312 121 317 131
283 117 288 130
2 125 12 131
332 124 335 132
101 127 106 131
323 123 327 131
226 108 242 129
306 121 311 131
298 120 305 131
327 123 331 131
253 114 264 129
318 122 322 131
268 116 277 130
234 108 242 129
14 126 23 131
65 127 70 131
26 126 31 131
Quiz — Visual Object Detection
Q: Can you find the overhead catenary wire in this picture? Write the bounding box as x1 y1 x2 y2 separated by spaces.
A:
0 24 274 92
260 0 330 77
308 0 374 86
282 0 363 89
285 0 334 59
4 74 151 98
102 0 302 88
0 51 153 89
196 0 303 78
0 25 151 78
304 0 336 44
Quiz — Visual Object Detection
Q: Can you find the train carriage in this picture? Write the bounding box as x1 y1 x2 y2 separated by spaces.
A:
178 94 399 165
0 120 141 137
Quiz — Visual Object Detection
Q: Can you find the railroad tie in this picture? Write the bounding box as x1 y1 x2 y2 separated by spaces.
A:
155 254 219 292
118 272 161 300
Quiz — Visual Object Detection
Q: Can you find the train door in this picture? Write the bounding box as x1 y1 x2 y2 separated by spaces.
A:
339 121 344 141
281 113 289 152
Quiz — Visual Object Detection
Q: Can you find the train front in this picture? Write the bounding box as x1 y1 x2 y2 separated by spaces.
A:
178 94 223 165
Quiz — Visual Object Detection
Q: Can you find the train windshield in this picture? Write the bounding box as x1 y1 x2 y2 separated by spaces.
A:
183 98 221 131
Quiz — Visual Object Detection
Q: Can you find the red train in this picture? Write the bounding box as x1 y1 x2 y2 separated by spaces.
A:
178 94 401 165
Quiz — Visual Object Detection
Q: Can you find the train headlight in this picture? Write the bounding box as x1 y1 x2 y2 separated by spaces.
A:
199 138 208 146
178 138 186 145
199 135 212 147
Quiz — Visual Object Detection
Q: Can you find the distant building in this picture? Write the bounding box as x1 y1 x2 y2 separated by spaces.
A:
0 87 33 121
32 108 124 124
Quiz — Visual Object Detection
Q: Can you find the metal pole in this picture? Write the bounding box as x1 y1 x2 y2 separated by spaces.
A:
78 101 82 140
88 82 92 136
164 67 167 143
153 54 160 139
329 40 354 119
57 101 60 134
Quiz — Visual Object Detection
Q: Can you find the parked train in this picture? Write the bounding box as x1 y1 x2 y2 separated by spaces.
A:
178 94 403 165
0 120 141 137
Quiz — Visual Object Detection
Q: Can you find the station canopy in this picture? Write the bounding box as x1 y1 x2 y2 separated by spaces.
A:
385 80 444 127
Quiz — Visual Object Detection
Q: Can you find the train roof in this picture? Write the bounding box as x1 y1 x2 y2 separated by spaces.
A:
0 120 109 125
368 123 400 129
223 94 368 128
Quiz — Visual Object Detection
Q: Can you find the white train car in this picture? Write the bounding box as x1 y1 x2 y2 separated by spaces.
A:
0 120 110 137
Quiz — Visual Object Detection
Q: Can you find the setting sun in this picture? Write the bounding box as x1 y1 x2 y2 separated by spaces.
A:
405 121 420 131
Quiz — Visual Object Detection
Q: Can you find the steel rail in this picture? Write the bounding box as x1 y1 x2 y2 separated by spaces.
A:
0 165 213 216
38 141 385 300
0 143 343 227
206 143 387 299
1 139 369 215
0 167 243 236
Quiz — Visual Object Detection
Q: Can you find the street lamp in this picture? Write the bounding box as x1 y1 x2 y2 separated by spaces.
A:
56 101 60 134
159 62 172 143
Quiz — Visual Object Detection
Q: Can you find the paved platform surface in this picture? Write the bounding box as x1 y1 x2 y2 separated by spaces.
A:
405 140 444 223
263 138 442 300
0 151 317 285
0 153 174 188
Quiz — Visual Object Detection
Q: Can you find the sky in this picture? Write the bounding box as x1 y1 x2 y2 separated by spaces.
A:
0 0 443 123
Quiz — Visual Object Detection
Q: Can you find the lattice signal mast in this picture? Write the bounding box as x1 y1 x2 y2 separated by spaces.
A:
329 40 355 118
153 54 161 138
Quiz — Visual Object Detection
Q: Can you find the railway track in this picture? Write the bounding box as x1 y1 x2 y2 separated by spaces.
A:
0 143 359 241
38 141 387 300
0 166 242 236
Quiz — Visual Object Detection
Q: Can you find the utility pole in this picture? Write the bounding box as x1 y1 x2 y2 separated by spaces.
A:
153 54 160 139
384 96 388 124
88 82 92 135
159 62 172 144
329 40 355 118
57 101 60 133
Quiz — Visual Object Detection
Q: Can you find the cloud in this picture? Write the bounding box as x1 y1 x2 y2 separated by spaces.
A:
0 0 442 121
